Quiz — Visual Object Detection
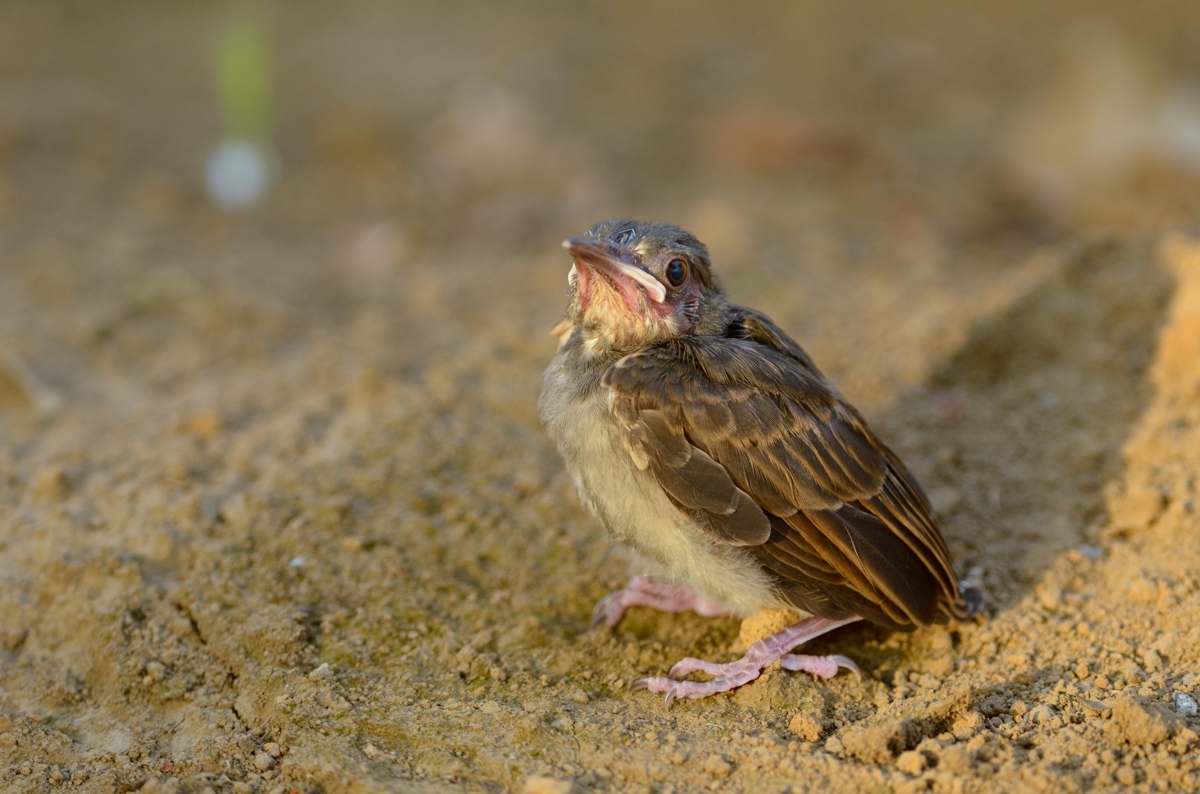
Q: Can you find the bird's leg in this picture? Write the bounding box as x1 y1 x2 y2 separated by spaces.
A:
591 575 730 628
633 615 862 708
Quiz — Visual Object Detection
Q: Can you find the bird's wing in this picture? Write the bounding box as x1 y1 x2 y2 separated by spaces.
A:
603 326 966 629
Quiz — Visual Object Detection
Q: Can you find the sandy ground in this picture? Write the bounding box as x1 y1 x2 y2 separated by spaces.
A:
2 2 1200 792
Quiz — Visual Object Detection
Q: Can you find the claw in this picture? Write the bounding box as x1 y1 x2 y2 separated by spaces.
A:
590 591 623 629
835 655 862 677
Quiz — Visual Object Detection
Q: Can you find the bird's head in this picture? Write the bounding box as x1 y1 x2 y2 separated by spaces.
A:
563 219 728 352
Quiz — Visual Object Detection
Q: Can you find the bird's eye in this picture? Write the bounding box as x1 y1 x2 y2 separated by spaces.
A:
665 258 688 287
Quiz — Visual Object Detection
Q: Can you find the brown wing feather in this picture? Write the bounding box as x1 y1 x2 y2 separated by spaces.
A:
604 308 968 630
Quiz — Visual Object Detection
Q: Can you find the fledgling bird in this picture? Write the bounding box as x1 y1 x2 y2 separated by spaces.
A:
539 219 973 707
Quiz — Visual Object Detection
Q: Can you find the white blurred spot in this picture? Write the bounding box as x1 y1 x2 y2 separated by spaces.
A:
205 138 271 211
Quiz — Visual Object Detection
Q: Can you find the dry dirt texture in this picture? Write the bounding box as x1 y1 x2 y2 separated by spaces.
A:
3 2 1200 793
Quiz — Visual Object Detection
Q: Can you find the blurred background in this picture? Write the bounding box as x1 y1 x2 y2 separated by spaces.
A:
2 3 1200 789
2 0 1200 414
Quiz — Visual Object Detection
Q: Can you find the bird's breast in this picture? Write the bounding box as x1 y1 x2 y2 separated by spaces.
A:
539 349 781 616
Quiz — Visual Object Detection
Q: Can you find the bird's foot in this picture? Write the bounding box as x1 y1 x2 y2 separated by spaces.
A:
591 575 729 628
631 615 862 708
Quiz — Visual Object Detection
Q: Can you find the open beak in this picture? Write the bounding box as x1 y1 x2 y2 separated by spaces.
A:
563 236 667 304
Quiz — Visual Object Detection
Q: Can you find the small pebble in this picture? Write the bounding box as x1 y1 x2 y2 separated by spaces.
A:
254 752 276 771
788 714 822 742
896 750 927 775
1027 704 1056 724
308 663 333 680
702 754 732 779
1175 692 1199 716
144 661 166 682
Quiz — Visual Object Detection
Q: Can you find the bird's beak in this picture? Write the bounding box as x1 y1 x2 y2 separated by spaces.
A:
563 236 667 304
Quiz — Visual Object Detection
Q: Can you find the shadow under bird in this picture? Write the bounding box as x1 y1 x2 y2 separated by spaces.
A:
539 219 976 707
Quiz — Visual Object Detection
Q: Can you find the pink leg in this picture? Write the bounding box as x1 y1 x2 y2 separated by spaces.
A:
591 576 730 628
633 615 862 708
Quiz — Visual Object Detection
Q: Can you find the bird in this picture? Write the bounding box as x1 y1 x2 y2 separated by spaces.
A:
539 219 974 707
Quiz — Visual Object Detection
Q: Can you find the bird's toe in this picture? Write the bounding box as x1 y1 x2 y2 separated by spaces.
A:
631 676 672 693
779 653 861 679
668 657 731 679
